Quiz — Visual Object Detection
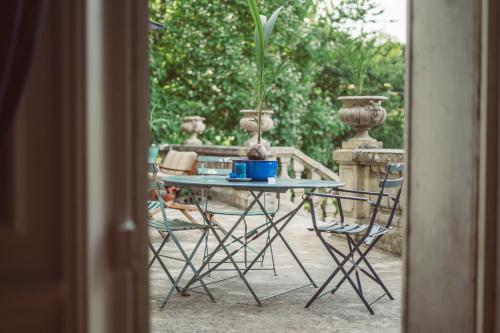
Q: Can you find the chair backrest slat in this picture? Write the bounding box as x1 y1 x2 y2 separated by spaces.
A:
197 156 239 163
197 167 232 176
387 163 404 174
196 156 242 176
373 164 405 231
161 150 198 175
380 177 404 188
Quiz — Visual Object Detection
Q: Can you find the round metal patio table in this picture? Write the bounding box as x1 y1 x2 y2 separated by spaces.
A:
163 175 343 192
162 175 344 305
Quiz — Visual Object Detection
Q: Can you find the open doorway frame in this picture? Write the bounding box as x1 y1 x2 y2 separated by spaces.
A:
404 0 500 332
1 0 499 332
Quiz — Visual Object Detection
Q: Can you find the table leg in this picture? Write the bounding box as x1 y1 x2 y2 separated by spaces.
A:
249 191 317 288
195 199 301 279
181 189 264 294
206 219 262 306
182 187 318 305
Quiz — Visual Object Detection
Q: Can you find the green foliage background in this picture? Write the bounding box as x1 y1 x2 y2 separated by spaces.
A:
149 0 405 168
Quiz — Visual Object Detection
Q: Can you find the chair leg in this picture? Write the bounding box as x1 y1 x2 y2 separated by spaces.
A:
360 258 394 300
330 236 393 302
305 233 375 315
181 189 265 294
257 216 277 275
350 236 394 301
203 226 211 276
180 230 217 302
346 235 363 296
208 224 262 306
160 229 216 310
267 225 277 276
260 224 267 267
325 238 375 315
304 262 343 309
148 240 181 293
148 235 169 268
304 234 347 307
244 218 248 271
249 192 312 284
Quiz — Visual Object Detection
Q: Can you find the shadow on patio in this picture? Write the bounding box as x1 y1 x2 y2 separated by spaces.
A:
149 200 401 333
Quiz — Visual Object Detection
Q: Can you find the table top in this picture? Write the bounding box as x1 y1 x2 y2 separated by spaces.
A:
162 175 343 191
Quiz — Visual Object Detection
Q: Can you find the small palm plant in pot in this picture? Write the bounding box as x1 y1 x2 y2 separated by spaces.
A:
239 0 285 180
336 35 388 148
245 0 284 161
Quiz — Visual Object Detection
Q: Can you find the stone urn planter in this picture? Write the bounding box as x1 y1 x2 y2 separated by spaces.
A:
239 109 274 148
338 96 387 149
181 116 205 145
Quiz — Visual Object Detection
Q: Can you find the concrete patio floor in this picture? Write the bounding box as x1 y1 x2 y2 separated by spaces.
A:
149 201 402 333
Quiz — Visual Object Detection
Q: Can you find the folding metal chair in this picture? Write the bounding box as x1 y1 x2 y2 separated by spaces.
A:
305 163 404 314
148 148 201 232
147 163 216 309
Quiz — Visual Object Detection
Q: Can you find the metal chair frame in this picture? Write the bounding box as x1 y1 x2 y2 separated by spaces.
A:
305 163 404 314
147 163 216 309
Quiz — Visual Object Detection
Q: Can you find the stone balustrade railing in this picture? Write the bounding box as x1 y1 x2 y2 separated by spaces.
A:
159 144 339 182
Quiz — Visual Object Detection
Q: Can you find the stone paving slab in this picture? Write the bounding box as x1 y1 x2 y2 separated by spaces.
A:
150 201 401 333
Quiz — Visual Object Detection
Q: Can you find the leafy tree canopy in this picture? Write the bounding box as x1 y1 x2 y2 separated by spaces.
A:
149 0 405 168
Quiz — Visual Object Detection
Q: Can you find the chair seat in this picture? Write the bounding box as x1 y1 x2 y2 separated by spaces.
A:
147 200 162 212
308 222 389 238
207 209 269 217
149 217 208 231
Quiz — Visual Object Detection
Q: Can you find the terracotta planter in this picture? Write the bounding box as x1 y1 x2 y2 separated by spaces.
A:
338 96 387 148
239 109 274 148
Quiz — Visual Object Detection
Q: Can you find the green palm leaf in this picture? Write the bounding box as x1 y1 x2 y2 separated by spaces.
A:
247 1 265 71
246 0 284 144
264 6 284 45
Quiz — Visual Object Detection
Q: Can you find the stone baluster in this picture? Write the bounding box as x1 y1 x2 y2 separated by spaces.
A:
310 170 321 180
292 159 305 201
309 170 322 207
278 157 291 179
323 194 337 221
292 159 304 179
323 197 337 219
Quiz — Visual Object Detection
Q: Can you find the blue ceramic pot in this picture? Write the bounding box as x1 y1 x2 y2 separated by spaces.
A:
233 160 278 181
